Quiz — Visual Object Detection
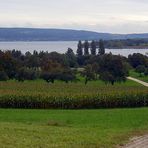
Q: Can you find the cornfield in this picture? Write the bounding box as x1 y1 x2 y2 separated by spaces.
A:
0 80 147 109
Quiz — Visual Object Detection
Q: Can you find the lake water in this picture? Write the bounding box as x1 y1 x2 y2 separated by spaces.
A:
0 41 147 57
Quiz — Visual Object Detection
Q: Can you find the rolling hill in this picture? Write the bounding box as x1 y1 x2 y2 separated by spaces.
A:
0 28 148 41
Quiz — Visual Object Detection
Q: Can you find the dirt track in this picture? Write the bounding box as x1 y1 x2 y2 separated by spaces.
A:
123 135 148 148
127 77 148 87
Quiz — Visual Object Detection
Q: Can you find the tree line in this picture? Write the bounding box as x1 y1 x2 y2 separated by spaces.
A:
0 40 147 85
104 39 148 49
77 40 105 56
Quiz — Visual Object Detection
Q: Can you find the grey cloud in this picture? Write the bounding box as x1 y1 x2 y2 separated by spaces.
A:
0 0 148 33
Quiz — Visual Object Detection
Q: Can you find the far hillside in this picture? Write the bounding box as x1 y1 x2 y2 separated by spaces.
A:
1 28 148 42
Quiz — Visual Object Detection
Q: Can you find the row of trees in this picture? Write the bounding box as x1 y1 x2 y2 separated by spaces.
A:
104 39 148 49
77 40 105 56
0 49 77 83
0 44 147 85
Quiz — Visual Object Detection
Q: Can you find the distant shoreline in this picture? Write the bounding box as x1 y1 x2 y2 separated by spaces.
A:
0 41 148 49
107 47 148 49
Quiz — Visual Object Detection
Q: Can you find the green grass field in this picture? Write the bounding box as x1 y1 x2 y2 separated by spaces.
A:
129 70 148 82
0 108 148 148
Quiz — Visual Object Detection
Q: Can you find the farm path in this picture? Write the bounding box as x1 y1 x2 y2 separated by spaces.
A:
127 77 148 87
122 135 148 148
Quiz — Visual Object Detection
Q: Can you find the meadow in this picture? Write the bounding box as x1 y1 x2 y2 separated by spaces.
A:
0 108 148 148
129 70 148 83
0 79 147 109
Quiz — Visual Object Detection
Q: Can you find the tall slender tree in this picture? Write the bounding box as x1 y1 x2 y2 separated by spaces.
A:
90 40 96 55
84 40 89 55
77 40 83 56
99 39 105 55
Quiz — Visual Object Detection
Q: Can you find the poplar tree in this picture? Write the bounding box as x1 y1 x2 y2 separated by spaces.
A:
77 40 83 56
99 39 105 55
90 40 96 55
84 40 89 55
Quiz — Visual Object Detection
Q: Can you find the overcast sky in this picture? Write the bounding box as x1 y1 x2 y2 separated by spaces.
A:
0 0 148 33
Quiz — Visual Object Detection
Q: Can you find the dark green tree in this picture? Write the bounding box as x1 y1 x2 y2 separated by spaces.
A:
25 55 40 68
99 40 105 55
48 52 68 67
99 54 128 85
90 40 96 55
58 69 76 83
15 67 38 82
65 48 77 68
128 53 148 68
84 40 89 55
77 40 83 56
0 51 19 79
82 64 96 85
41 72 57 84
0 71 9 81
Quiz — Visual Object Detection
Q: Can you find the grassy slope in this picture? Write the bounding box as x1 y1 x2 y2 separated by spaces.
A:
0 108 148 148
129 70 148 83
